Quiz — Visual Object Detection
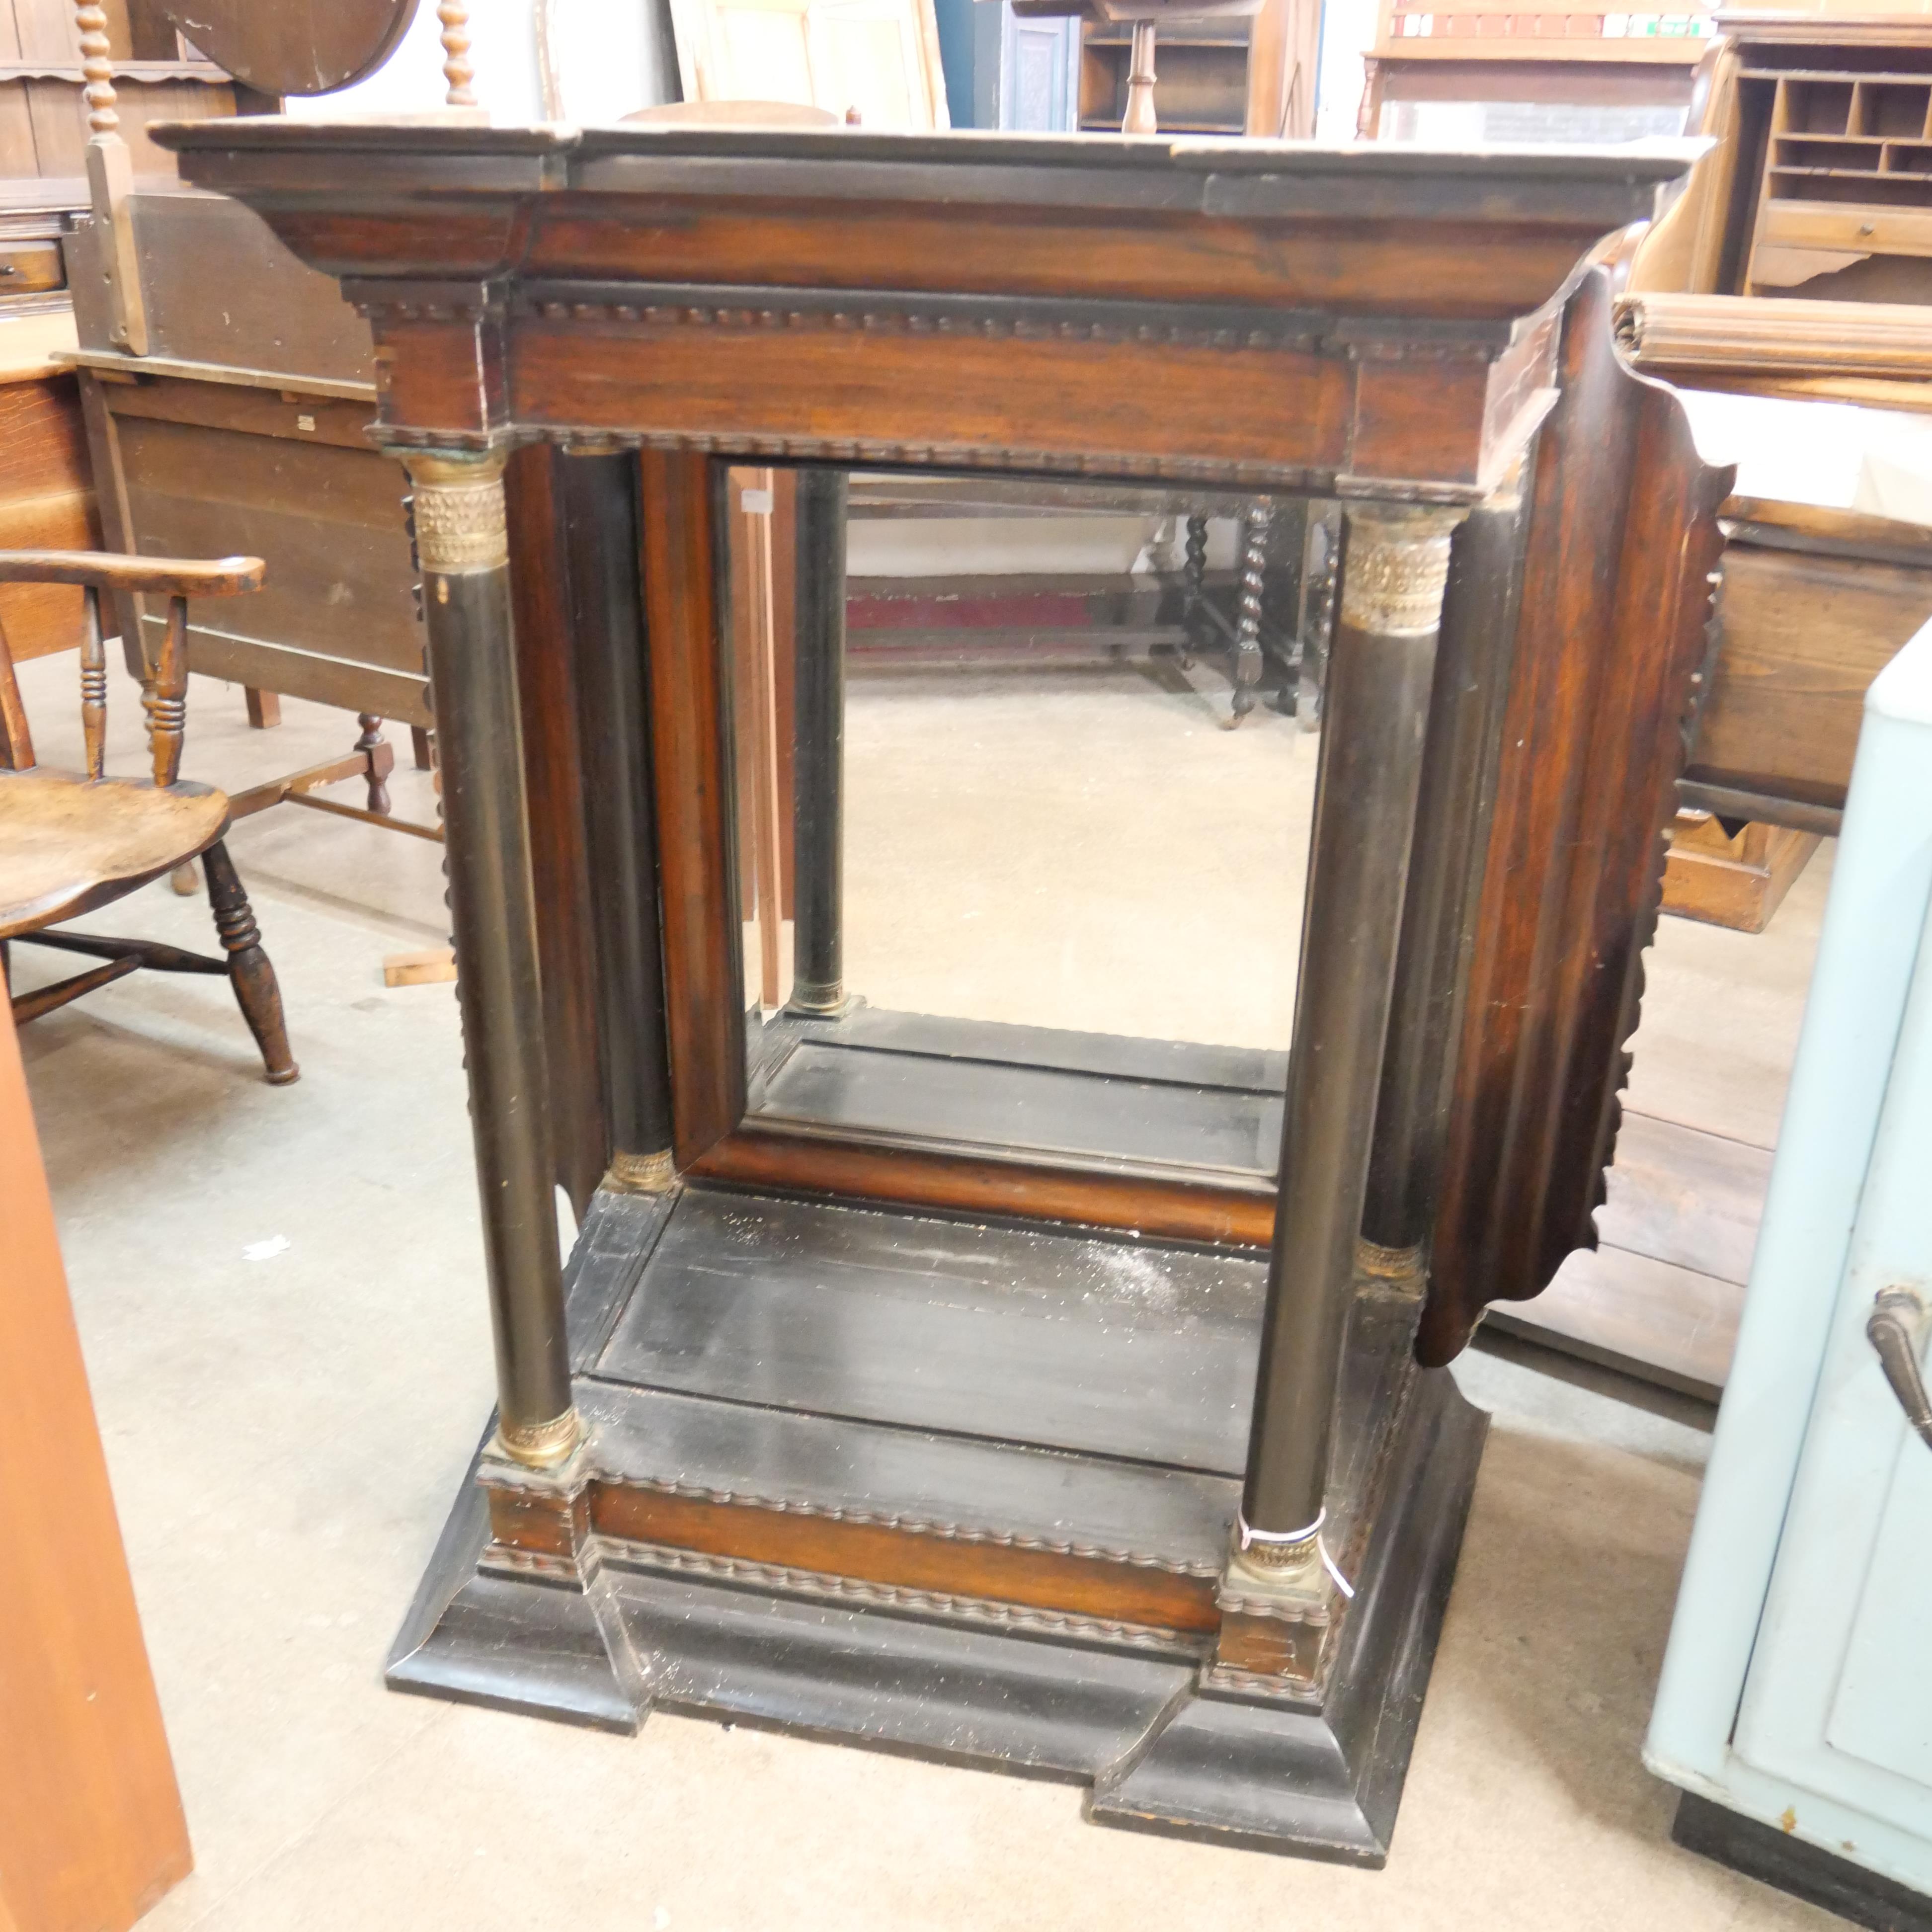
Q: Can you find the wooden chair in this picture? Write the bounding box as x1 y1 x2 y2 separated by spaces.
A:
0 549 299 1084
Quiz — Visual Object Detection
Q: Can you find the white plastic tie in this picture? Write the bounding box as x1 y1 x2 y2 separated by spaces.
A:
1237 1509 1356 1601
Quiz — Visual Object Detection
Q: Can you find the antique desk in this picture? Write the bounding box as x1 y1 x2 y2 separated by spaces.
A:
159 120 1726 1860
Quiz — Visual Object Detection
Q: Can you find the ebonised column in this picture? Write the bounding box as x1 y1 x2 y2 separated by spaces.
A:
561 452 676 1190
788 467 848 1016
1361 477 1531 1280
1235 503 1466 1586
402 447 578 1468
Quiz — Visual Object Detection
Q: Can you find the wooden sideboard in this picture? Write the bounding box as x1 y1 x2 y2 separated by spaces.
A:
158 118 1724 1859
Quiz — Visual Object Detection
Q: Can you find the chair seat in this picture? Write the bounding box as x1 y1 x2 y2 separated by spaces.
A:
0 767 230 937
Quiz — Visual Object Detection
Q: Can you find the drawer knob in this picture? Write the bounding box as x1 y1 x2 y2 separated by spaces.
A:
1867 1287 1932 1451
1858 222 1876 237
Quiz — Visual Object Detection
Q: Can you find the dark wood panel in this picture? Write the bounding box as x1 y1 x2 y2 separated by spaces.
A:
519 197 1620 323
506 441 607 1216
1349 354 1494 489
1691 541 1932 810
1424 267 1735 1363
641 449 745 1168
558 451 675 1167
514 312 1358 482
595 1184 1267 1474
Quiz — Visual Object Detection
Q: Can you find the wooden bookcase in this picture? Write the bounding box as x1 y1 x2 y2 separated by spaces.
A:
1079 16 1251 131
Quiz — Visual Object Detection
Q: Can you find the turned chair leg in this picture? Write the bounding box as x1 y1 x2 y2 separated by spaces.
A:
201 840 299 1085
355 713 395 815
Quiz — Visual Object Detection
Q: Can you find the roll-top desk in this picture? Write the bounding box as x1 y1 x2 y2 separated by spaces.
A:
157 121 1727 1861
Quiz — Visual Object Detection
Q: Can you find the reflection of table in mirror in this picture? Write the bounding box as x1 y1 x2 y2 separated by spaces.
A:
161 121 1727 1859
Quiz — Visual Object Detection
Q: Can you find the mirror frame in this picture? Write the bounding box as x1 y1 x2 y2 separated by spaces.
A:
642 449 1281 1248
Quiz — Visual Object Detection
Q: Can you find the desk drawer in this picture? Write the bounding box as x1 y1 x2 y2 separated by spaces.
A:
1757 199 1932 261
0 239 64 294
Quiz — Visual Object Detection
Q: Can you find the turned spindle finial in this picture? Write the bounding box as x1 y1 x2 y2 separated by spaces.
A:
439 0 477 107
75 1 117 136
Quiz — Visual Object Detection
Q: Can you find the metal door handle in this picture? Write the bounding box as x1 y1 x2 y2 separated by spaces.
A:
1867 1288 1932 1451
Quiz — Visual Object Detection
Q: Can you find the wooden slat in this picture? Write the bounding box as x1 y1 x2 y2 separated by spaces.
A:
1593 1108 1770 1285
0 77 37 173
115 414 419 672
1481 1106 1768 1395
151 623 431 725
1691 542 1932 812
124 189 375 384
1486 1245 1740 1398
21 73 80 176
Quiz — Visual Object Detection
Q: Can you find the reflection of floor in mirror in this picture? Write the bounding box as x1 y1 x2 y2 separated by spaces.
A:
840 662 1316 1052
12 653 1836 1931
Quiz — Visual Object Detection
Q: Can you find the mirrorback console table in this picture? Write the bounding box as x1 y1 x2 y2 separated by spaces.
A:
157 120 1728 1861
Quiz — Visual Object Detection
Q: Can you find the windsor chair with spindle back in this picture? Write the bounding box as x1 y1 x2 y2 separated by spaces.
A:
0 547 298 1083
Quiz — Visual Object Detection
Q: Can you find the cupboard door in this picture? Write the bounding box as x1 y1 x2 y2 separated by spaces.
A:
999 6 1078 132
1732 871 1932 1842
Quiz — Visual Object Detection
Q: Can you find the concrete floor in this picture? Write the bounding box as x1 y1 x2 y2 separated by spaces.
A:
13 652 1842 1930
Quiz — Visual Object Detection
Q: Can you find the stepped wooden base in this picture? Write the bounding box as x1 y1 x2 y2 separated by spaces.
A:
389 1187 1486 1863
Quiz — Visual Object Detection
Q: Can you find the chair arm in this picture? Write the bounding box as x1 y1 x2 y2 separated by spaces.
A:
0 551 265 597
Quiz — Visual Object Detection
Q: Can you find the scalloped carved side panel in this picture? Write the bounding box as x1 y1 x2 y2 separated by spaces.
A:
1420 268 1734 1366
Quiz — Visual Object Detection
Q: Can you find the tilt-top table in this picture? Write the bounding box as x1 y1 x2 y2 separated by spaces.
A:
157 120 1728 1860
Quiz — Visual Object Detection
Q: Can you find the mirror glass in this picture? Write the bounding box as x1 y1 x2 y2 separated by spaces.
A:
721 463 1333 1181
